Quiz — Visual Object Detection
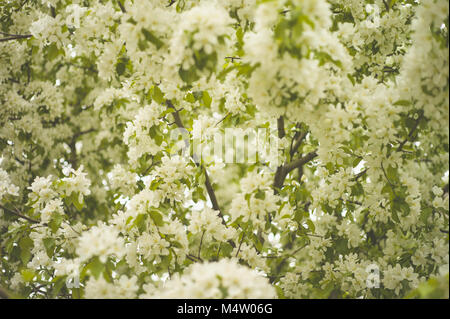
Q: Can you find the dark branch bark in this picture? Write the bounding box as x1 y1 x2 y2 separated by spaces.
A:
235 233 245 257
396 113 424 153
165 99 232 245
117 0 126 13
274 151 317 192
290 130 307 157
0 34 32 42
198 230 205 260
0 204 40 224
274 117 286 194
351 168 368 182
203 168 220 212
284 151 317 174
277 116 285 139
166 100 185 129
68 128 96 169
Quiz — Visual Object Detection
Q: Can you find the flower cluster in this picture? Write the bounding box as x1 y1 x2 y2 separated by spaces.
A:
151 259 276 298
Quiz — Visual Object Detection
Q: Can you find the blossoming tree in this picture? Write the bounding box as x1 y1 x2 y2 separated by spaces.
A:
0 0 448 299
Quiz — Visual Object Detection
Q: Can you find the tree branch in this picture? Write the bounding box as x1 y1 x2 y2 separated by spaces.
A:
165 99 232 240
198 230 205 260
396 113 424 153
166 100 184 129
284 151 318 174
277 116 285 139
68 128 96 169
290 130 307 157
235 233 245 257
0 204 40 224
0 34 32 42
274 151 317 192
117 0 126 13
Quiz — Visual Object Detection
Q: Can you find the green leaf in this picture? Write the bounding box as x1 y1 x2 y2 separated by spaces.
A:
142 28 164 49
133 213 147 231
21 269 35 282
149 210 164 226
391 202 401 223
51 276 67 298
202 91 212 108
185 92 196 103
306 219 315 233
47 43 62 61
71 193 83 211
152 85 165 104
254 190 265 200
420 207 433 223
275 285 286 299
43 238 56 258
179 67 199 84
116 59 126 76
19 236 33 264
394 100 411 106
49 213 63 233
85 257 105 279
171 241 183 249
386 165 398 183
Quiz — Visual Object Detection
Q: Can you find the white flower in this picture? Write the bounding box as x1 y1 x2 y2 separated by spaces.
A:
150 259 276 299
77 223 125 263
0 168 19 200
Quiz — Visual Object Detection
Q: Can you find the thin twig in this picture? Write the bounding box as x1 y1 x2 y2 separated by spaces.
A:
0 34 32 42
235 233 245 257
396 113 424 154
117 0 126 13
198 230 205 260
0 204 40 224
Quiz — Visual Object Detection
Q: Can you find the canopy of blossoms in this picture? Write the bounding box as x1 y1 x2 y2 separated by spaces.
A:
0 0 448 299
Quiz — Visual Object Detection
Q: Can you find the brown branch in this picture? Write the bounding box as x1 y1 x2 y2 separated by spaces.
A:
117 0 126 13
277 116 285 139
165 99 233 247
284 151 318 174
235 233 245 257
225 56 242 62
352 168 368 182
186 254 200 262
380 162 397 197
68 128 96 169
203 167 221 214
198 230 205 260
166 100 184 129
0 204 40 224
0 34 32 42
274 151 317 192
396 113 424 154
274 117 286 194
215 113 230 127
290 130 307 157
